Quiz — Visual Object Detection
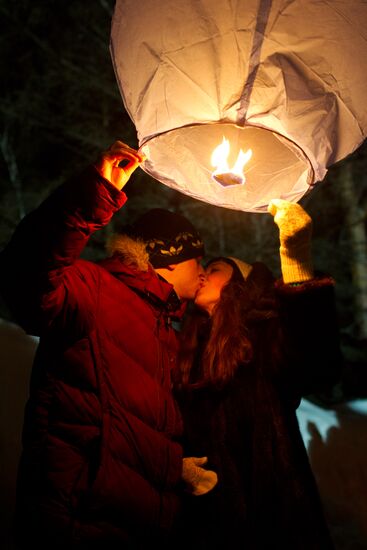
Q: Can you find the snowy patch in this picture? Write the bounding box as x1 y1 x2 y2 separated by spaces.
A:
297 399 340 449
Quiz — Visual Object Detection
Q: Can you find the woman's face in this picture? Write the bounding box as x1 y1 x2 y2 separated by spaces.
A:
194 260 233 315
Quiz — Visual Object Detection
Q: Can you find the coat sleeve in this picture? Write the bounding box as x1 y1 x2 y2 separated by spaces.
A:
274 276 344 399
0 166 127 336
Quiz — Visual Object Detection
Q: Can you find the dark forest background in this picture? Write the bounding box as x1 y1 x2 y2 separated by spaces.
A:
1 0 366 399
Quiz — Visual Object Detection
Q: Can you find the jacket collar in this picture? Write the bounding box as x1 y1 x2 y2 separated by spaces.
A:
98 255 186 319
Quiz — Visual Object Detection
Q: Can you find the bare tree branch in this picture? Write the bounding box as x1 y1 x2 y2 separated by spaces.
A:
0 127 25 220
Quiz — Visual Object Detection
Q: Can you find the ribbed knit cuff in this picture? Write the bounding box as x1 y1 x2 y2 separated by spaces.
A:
280 244 314 284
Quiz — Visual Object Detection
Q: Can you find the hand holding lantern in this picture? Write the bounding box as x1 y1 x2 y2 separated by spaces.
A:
95 141 145 190
268 198 314 284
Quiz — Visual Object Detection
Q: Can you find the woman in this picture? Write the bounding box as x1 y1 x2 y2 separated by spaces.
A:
173 199 343 549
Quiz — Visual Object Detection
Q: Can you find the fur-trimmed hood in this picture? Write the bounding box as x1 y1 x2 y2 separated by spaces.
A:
106 233 151 272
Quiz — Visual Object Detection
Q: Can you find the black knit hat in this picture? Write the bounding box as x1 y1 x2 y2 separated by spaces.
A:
125 208 204 268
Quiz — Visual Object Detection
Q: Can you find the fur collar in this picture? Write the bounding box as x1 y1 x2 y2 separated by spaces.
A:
106 234 150 272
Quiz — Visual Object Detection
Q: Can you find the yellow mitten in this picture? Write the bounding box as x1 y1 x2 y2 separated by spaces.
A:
182 457 218 496
268 199 314 284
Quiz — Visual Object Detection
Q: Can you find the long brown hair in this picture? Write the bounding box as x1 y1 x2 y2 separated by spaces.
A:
175 260 277 389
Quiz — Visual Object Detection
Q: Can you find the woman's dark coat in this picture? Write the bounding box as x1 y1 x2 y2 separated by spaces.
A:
0 167 184 548
176 267 343 549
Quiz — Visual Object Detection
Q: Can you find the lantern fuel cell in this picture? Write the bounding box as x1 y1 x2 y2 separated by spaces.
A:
211 138 252 187
212 173 244 187
111 0 367 213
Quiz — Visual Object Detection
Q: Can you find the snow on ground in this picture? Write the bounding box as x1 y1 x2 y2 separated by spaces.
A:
0 319 37 550
1 318 367 549
297 399 367 548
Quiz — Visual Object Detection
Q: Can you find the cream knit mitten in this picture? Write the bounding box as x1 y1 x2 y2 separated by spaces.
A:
268 199 314 284
182 457 218 496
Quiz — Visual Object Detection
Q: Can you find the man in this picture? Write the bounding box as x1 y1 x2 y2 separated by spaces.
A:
0 141 216 548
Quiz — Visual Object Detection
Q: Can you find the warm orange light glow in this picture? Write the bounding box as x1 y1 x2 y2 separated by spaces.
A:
211 137 252 187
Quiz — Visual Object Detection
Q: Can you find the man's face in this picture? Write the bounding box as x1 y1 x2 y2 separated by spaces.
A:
172 257 204 301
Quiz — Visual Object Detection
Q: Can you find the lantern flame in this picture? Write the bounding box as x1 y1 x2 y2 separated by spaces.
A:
211 137 252 187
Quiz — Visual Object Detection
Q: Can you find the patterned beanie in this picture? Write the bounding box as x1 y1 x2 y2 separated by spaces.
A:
125 208 204 268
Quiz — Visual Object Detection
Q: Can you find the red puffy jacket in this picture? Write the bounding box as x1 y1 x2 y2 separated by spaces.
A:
0 167 184 547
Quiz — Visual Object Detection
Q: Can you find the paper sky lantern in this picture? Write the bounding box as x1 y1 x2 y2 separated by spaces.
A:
110 0 367 212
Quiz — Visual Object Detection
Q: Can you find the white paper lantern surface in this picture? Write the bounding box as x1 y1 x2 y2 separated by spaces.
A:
110 0 367 212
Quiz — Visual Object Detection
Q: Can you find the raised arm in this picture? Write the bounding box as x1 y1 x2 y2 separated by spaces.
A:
268 199 343 399
0 141 143 334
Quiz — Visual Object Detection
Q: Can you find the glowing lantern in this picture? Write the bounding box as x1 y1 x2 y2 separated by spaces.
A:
110 0 367 212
